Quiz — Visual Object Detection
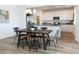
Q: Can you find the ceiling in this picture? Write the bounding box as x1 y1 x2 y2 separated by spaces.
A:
29 5 74 11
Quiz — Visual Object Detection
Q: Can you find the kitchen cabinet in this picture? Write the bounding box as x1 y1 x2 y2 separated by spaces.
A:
60 25 73 32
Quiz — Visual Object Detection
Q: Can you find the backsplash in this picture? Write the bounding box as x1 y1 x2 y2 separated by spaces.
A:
42 20 73 26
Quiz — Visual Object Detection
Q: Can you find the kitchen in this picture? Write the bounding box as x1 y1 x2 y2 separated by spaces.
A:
26 5 74 43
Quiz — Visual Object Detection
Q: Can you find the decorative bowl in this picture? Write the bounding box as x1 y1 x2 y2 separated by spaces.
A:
30 28 35 31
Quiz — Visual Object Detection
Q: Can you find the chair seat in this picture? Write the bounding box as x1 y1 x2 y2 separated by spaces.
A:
31 35 42 37
20 32 27 34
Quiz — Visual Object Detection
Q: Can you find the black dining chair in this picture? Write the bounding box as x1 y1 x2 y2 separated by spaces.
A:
13 27 19 43
17 31 27 49
29 34 41 51
28 27 42 51
13 27 27 49
41 27 47 30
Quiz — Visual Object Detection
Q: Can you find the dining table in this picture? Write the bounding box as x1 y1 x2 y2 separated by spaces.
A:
17 29 52 50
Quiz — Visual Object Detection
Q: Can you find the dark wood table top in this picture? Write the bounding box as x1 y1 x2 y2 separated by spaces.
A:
18 29 52 34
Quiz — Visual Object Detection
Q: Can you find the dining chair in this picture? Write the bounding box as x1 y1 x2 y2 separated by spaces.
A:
13 27 27 48
17 31 27 49
41 27 47 30
28 28 42 51
46 29 60 50
29 34 41 52
13 27 19 43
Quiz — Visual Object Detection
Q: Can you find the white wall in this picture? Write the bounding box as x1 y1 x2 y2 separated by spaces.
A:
34 9 43 25
74 6 79 42
0 5 20 39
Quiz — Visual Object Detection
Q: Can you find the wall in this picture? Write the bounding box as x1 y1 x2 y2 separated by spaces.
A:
34 9 43 25
0 5 20 39
74 6 79 42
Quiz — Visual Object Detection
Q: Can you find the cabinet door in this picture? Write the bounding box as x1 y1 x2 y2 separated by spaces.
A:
61 25 73 32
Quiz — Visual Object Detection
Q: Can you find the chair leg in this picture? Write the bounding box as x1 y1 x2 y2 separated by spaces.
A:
14 35 17 43
29 41 31 51
48 40 50 45
46 39 50 45
17 39 20 48
35 48 38 52
56 39 58 47
53 40 57 51
29 42 31 51
37 38 41 48
29 37 40 51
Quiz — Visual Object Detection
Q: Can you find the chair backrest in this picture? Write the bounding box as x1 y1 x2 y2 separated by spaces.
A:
13 27 19 36
41 27 47 30
53 29 59 40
